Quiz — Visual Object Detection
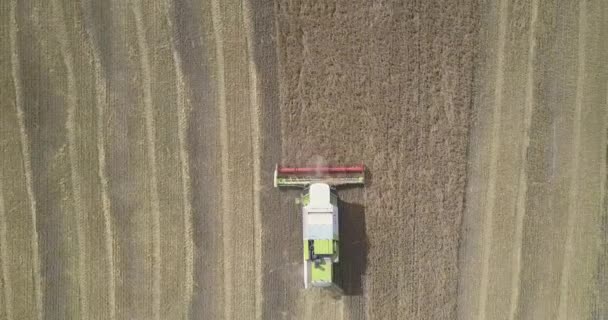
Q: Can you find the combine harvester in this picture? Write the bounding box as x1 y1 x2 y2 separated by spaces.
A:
274 164 365 292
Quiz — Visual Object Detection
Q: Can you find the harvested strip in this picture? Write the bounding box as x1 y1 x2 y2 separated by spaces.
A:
0 177 13 320
509 0 539 318
161 1 195 317
242 1 263 318
132 2 162 319
8 2 43 319
478 0 508 319
81 11 118 319
210 0 232 318
50 0 89 316
557 2 586 318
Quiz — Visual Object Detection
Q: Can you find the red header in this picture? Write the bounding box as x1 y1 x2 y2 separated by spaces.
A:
277 165 365 174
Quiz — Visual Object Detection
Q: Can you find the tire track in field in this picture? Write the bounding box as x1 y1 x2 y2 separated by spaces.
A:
132 2 162 318
509 1 538 318
242 2 263 318
246 1 282 317
477 0 508 319
161 2 194 317
50 1 89 316
210 1 232 318
80 3 117 317
8 2 43 319
597 82 608 318
558 2 586 318
0 177 13 320
595 83 608 319
94 64 117 320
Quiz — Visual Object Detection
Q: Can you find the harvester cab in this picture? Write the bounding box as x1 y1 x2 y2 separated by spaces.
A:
274 164 365 291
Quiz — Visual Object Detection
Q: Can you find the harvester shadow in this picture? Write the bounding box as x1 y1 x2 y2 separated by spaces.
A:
365 167 373 188
339 200 367 296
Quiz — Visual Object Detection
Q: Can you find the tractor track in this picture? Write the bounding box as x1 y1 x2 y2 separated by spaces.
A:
209 1 233 318
131 3 163 318
508 0 538 318
0 177 14 320
161 0 195 316
477 0 508 317
7 2 43 318
242 0 265 317
51 0 90 316
82 2 117 317
557 2 586 318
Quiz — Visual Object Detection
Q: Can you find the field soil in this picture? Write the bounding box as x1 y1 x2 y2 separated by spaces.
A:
0 1 606 320
458 1 608 320
266 1 477 320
